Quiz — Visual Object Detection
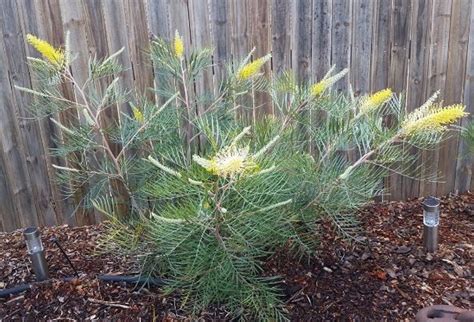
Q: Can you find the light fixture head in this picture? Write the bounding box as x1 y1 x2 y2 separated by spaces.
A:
23 227 44 254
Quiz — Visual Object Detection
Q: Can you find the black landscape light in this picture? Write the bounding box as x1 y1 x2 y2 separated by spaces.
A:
23 227 50 281
422 196 440 253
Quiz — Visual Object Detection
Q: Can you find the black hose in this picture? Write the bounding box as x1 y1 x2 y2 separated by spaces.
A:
0 284 31 298
98 274 164 286
0 275 163 298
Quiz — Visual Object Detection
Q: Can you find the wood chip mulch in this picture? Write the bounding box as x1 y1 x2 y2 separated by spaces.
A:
1 193 472 320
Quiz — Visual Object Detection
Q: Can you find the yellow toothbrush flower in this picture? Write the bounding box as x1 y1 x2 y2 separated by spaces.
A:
194 146 255 178
310 68 348 97
173 30 184 59
360 88 393 114
237 54 271 80
26 34 64 66
401 104 467 136
132 106 144 123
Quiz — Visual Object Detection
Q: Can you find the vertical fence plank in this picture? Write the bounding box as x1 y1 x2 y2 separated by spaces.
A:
248 0 272 117
168 0 192 56
123 0 154 100
331 0 351 92
146 0 170 39
272 0 292 76
370 0 391 91
3 0 61 227
229 0 250 120
210 0 231 89
404 0 433 200
293 0 312 84
312 0 332 81
351 0 373 97
386 0 411 200
0 153 17 230
189 0 214 122
456 3 474 192
59 0 98 226
0 3 39 228
420 0 452 196
32 0 78 227
438 0 472 195
102 0 134 105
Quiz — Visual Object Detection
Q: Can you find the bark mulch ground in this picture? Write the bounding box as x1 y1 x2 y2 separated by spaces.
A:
1 193 472 320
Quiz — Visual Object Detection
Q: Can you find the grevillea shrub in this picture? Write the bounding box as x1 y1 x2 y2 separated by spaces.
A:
19 32 467 319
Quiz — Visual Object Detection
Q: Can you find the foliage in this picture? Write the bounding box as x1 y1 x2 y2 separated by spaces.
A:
19 32 467 320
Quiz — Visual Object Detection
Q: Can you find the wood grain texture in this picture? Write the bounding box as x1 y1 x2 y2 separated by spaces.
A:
386 0 411 200
438 0 472 195
420 0 452 197
293 0 312 84
312 0 332 81
331 0 351 92
272 0 292 76
370 0 392 91
403 0 433 200
456 2 474 192
351 0 374 97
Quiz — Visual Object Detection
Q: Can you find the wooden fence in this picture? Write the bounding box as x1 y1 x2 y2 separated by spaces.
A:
1 0 473 231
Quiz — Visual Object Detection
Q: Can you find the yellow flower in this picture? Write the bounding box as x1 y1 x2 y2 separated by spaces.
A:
310 81 329 96
401 104 467 136
237 54 271 80
173 30 184 59
132 106 144 123
26 34 64 66
360 88 393 114
310 68 348 97
193 146 255 178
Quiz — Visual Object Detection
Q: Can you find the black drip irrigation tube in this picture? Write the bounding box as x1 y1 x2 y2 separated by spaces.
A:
0 229 164 298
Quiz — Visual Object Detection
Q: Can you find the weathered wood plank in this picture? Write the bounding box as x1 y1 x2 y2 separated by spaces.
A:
403 0 433 200
189 0 214 119
386 0 411 200
331 0 351 93
272 0 291 76
312 0 332 81
351 0 373 97
146 0 170 39
438 0 472 195
0 152 18 231
102 0 134 105
370 0 391 91
229 0 250 120
457 2 474 193
30 0 78 227
123 0 154 100
292 0 312 84
420 0 452 196
3 0 60 227
0 4 39 228
248 0 272 117
210 0 231 89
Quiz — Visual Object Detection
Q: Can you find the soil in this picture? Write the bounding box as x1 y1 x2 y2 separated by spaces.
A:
1 193 472 320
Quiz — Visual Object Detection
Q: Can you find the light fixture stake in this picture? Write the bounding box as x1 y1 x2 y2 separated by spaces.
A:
23 227 50 281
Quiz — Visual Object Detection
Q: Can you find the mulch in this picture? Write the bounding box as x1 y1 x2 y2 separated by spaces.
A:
1 193 472 320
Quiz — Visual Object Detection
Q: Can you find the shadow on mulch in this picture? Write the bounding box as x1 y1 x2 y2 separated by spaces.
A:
0 193 472 320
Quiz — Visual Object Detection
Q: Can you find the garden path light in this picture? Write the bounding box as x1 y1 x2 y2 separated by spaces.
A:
23 227 50 281
422 196 440 253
